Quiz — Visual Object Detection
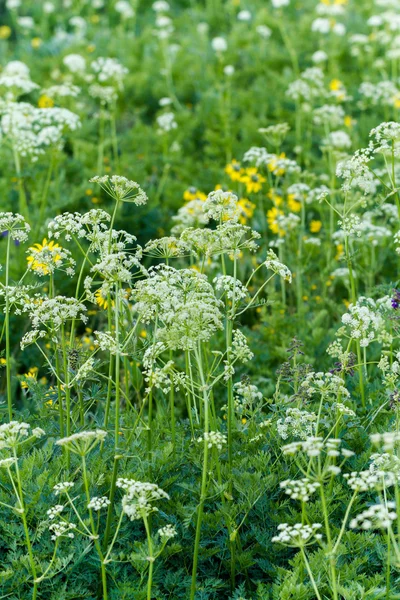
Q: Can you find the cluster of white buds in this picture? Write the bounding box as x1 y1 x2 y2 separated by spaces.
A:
277 408 317 441
47 505 65 520
56 430 107 456
272 523 323 547
280 478 321 502
264 250 292 282
157 524 177 540
117 479 169 521
53 481 74 496
88 497 111 511
0 212 30 242
0 421 31 449
197 431 227 451
350 503 397 530
344 469 396 491
300 372 350 399
49 521 77 541
90 175 147 205
370 431 400 452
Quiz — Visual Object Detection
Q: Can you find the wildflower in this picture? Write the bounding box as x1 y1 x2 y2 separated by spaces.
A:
156 112 177 134
56 430 107 455
211 37 227 52
197 431 227 450
240 168 266 194
350 503 397 530
225 160 244 182
27 238 75 276
183 187 206 202
264 250 292 282
117 479 169 520
272 523 323 546
0 421 31 449
0 212 30 242
310 220 322 233
277 408 317 440
90 175 147 205
53 481 74 496
49 521 77 541
280 478 320 502
88 496 111 511
158 524 177 539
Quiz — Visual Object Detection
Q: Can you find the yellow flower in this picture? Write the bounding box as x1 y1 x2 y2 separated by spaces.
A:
27 238 62 275
240 167 266 194
310 220 322 233
267 206 285 236
287 194 301 213
87 44 96 53
0 26 12 39
86 188 94 196
268 188 283 206
0 358 6 366
38 94 54 108
95 289 114 310
329 79 342 91
140 330 147 339
225 159 244 182
344 115 353 128
31 37 42 49
90 14 100 24
267 153 286 176
183 187 206 202
21 367 38 389
237 198 256 224
335 243 344 261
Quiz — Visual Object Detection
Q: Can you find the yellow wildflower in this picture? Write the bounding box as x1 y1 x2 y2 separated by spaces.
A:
27 239 62 275
310 220 322 233
225 159 244 182
240 167 266 194
38 95 54 108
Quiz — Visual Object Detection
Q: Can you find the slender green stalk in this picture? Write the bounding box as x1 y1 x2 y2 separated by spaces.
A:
190 344 210 600
143 515 155 600
5 233 12 420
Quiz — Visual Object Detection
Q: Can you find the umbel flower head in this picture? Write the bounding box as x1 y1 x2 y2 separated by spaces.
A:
117 478 169 520
132 265 223 350
0 212 30 242
56 430 107 456
90 175 148 205
27 238 75 276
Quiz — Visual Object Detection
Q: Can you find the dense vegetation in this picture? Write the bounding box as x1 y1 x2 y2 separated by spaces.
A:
2 0 400 598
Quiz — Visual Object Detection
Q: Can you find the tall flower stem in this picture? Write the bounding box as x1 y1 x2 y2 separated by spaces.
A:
143 514 155 600
11 451 38 600
190 343 210 600
5 233 12 420
61 325 71 469
81 455 108 600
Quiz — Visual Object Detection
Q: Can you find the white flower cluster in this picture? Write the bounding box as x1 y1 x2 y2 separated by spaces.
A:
272 523 323 546
0 61 38 98
117 479 169 520
340 296 389 347
213 275 248 301
350 503 397 530
264 250 292 282
280 478 320 502
56 430 107 455
156 112 177 134
277 408 317 440
0 212 30 242
282 436 354 460
370 431 400 452
53 481 74 496
24 296 87 332
0 421 31 449
157 524 177 540
286 68 325 103
0 102 81 161
88 496 111 511
90 175 147 205
133 265 223 350
344 469 397 491
49 521 77 541
197 431 227 450
47 505 64 520
300 372 350 399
